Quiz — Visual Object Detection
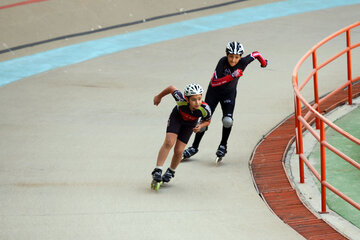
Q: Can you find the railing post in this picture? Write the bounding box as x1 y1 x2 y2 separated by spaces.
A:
294 97 299 154
293 22 360 215
320 120 327 213
296 96 305 184
312 51 320 129
346 29 353 105
294 73 305 183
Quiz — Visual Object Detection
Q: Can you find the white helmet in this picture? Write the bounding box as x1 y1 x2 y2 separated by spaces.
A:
184 84 204 97
226 41 244 55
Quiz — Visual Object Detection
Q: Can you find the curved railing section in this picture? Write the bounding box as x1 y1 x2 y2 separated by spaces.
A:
292 21 360 213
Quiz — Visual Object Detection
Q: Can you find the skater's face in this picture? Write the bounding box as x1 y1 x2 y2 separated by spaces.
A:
187 94 202 111
227 54 241 67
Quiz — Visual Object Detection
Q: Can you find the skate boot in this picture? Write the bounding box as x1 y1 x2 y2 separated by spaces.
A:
183 147 198 160
215 145 227 164
151 168 163 191
162 168 175 183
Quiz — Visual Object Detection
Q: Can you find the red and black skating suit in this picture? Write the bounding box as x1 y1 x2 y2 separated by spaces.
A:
207 52 267 114
191 51 267 148
166 90 212 144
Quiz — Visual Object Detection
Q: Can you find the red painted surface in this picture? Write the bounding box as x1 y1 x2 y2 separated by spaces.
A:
250 82 360 239
0 0 48 10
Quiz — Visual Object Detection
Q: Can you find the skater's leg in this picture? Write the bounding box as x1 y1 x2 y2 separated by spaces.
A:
162 139 186 183
217 120 231 159
191 131 205 149
152 110 179 188
170 139 187 169
156 133 177 167
183 129 205 158
219 91 236 151
220 125 232 146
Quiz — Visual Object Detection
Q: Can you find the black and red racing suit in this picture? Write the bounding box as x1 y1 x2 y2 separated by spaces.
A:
166 90 212 144
206 51 267 119
190 51 267 148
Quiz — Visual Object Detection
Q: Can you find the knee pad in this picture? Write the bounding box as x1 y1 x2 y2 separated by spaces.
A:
199 126 208 133
222 116 233 128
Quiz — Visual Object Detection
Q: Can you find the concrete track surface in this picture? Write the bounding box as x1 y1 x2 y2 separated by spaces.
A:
1 0 359 239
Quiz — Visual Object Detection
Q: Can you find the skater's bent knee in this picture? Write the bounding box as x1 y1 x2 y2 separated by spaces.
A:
222 116 233 128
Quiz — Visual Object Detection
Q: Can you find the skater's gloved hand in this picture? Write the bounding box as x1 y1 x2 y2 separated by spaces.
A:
231 69 243 78
153 95 162 106
261 59 268 68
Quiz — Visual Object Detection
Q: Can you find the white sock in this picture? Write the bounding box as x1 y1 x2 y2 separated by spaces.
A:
155 166 163 170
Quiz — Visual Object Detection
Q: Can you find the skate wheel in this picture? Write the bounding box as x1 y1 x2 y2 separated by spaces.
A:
215 157 223 165
151 180 162 191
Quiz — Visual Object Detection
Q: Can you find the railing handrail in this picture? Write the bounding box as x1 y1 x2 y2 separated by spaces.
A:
293 21 360 79
293 21 360 145
292 21 360 213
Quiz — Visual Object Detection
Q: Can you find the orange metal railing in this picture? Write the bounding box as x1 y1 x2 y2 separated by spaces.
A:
292 21 360 213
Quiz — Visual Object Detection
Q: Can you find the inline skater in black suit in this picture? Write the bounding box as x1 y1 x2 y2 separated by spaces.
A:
183 41 268 162
151 84 212 190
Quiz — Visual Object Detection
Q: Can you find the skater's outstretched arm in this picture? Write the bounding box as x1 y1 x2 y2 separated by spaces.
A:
154 85 177 106
251 51 268 68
